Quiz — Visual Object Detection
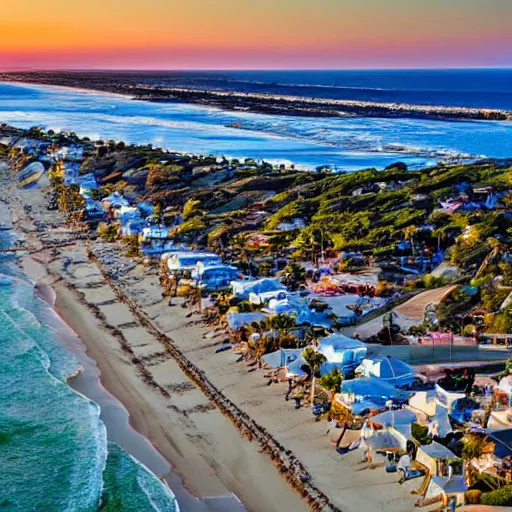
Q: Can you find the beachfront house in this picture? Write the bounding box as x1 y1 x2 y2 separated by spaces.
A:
355 356 418 388
317 334 367 373
261 348 303 371
192 263 240 291
334 377 408 416
165 251 222 273
286 334 367 380
226 311 267 331
231 278 289 305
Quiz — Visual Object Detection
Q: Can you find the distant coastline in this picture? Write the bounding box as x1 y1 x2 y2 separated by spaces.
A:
1 71 511 122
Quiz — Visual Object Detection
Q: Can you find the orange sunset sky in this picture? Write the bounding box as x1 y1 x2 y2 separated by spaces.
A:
1 0 511 69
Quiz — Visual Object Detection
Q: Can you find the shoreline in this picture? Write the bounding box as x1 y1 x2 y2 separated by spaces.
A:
17 238 249 512
17 233 194 509
1 71 511 122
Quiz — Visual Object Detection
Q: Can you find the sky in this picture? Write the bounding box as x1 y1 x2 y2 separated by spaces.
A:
1 0 512 70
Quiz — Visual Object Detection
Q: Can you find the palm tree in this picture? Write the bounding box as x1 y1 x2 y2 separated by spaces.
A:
461 432 489 487
283 263 306 291
270 314 296 332
404 225 418 256
269 314 297 349
432 227 447 253
302 347 327 405
254 336 272 368
319 368 343 401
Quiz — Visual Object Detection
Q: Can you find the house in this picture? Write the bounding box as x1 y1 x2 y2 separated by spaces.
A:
261 348 303 370
428 475 467 508
226 312 267 330
164 252 222 273
356 356 418 388
334 377 408 416
287 335 368 380
416 441 458 478
231 278 288 304
192 263 240 291
317 334 367 370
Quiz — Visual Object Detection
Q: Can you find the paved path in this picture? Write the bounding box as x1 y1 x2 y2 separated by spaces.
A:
342 285 458 338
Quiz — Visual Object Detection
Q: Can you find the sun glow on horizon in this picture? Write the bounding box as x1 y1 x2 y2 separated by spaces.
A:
2 0 512 70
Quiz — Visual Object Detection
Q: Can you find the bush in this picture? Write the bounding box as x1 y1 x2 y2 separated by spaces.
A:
97 222 119 242
481 485 512 506
422 274 446 290
411 422 431 445
465 489 482 505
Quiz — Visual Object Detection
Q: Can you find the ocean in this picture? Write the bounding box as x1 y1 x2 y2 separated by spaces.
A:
1 69 512 171
114 68 512 110
0 204 178 511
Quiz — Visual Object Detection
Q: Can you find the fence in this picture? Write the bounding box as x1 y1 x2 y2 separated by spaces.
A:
374 334 479 363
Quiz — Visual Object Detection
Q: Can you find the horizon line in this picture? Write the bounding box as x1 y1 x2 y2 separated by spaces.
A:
2 66 512 73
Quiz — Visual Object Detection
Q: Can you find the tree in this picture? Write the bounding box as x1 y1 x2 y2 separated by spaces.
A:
282 263 306 291
319 368 343 400
403 225 418 256
490 308 512 334
270 314 297 349
270 314 296 332
302 347 327 405
432 227 448 252
183 199 202 221
461 432 489 487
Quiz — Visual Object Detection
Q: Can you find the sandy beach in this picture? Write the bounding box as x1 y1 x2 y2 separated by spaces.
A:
2 159 309 512
1 158 421 512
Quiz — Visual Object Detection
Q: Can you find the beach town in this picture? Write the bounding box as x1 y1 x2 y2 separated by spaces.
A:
3 123 512 511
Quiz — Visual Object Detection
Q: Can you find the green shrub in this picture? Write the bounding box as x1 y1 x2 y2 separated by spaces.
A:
411 422 431 445
481 485 512 506
422 274 446 290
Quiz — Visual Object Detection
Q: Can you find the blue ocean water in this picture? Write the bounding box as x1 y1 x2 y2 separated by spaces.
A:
127 68 512 110
0 227 178 511
1 73 512 172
